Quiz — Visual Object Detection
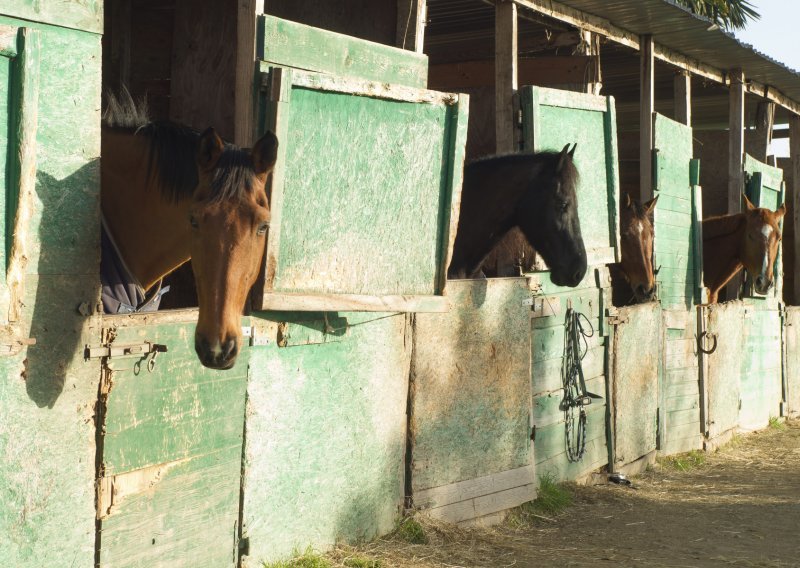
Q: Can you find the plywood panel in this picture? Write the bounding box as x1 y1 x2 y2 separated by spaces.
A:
242 312 409 564
785 307 800 418
661 308 701 455
704 302 744 441
0 0 102 33
739 306 782 431
411 279 532 493
611 302 660 468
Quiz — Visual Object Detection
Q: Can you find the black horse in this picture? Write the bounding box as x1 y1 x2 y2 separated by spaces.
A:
448 144 587 287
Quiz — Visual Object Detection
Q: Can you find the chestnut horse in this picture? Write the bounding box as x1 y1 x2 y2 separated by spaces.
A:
102 95 278 369
449 144 587 287
702 194 785 303
614 193 659 303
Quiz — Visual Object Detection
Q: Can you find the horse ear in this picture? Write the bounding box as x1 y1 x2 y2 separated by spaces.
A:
743 193 757 211
624 193 632 209
776 202 787 219
197 127 224 172
568 143 577 158
557 144 570 172
252 130 279 179
644 195 659 216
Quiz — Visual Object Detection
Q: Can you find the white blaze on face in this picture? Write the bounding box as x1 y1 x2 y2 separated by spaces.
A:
760 225 773 280
637 221 645 236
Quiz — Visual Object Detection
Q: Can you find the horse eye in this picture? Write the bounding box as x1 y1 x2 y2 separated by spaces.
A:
257 222 269 236
560 201 569 212
189 215 199 229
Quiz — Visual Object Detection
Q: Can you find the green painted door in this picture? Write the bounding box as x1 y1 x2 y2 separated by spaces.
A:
520 86 620 266
609 302 660 469
703 302 744 442
652 113 702 455
410 279 534 522
96 314 249 568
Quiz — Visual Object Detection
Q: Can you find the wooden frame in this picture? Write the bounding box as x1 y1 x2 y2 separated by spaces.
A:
640 35 654 203
521 85 621 266
791 115 800 305
495 1 518 154
0 26 40 330
252 66 467 312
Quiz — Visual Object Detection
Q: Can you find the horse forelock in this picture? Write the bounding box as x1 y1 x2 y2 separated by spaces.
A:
207 147 260 204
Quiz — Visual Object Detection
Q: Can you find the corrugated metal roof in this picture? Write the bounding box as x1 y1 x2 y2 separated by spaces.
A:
531 0 800 106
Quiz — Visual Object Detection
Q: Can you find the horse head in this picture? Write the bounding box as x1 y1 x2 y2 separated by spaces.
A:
741 194 785 296
190 128 278 370
516 143 587 287
620 193 658 302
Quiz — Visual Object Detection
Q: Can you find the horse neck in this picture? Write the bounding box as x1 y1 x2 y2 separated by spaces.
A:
101 128 193 290
452 156 546 275
702 213 745 290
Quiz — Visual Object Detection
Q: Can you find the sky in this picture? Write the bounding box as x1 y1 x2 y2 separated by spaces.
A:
734 0 800 157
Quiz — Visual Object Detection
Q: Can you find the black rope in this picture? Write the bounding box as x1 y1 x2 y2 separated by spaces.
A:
561 307 601 463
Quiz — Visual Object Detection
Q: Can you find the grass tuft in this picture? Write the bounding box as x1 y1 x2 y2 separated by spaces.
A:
659 450 706 472
263 547 332 568
395 517 429 545
507 473 573 527
343 556 382 568
769 416 786 431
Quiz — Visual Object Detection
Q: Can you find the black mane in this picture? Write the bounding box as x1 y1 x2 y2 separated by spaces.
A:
467 150 580 194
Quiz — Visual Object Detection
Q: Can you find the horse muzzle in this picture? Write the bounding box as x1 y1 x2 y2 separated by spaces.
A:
195 334 239 370
754 275 773 295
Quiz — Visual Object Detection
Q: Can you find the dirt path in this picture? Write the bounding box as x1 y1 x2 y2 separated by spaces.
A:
331 421 800 568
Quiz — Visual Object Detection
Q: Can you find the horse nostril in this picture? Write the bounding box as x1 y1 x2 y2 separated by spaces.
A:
222 338 237 360
755 276 766 289
573 270 583 284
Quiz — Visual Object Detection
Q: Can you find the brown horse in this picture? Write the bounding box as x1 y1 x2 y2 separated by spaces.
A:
702 194 785 304
449 144 587 287
102 95 278 369
616 193 659 302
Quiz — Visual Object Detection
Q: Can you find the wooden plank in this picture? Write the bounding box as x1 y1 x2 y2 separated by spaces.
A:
396 0 426 53
494 1 518 154
424 483 536 525
0 0 102 33
606 96 622 262
640 35 654 203
5 27 39 324
260 292 449 313
415 465 534 509
534 86 608 112
692 179 706 303
792 116 800 305
674 70 691 127
280 67 460 105
532 345 605 396
746 101 775 163
534 376 606 428
728 69 746 216
234 0 264 146
258 14 428 88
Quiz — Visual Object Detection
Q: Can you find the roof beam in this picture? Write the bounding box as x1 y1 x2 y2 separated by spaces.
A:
501 0 800 116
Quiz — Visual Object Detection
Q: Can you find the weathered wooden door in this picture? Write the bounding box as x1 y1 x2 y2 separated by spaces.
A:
608 303 661 470
653 113 703 455
94 313 249 567
410 279 534 523
784 307 800 418
702 302 744 445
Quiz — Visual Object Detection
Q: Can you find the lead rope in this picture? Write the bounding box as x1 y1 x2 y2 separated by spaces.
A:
561 306 602 462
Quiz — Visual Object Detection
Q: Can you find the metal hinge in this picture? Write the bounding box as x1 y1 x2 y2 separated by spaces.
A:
606 308 628 326
530 425 536 441
84 342 168 360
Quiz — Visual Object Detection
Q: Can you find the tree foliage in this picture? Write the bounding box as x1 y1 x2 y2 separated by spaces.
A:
675 0 760 30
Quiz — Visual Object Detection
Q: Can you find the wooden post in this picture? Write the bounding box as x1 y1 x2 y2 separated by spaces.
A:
234 0 265 146
674 70 691 126
746 100 775 162
728 69 746 215
495 0 518 154
397 0 426 53
640 34 654 202
790 115 800 304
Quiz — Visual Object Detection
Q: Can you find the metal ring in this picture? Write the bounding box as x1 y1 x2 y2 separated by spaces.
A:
698 331 718 355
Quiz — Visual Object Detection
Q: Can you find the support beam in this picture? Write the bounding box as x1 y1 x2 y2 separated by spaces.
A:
746 100 775 163
673 70 691 126
640 34 654 202
728 69 745 215
791 115 800 304
495 1 518 154
234 0 265 146
397 0 427 52
574 30 601 95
